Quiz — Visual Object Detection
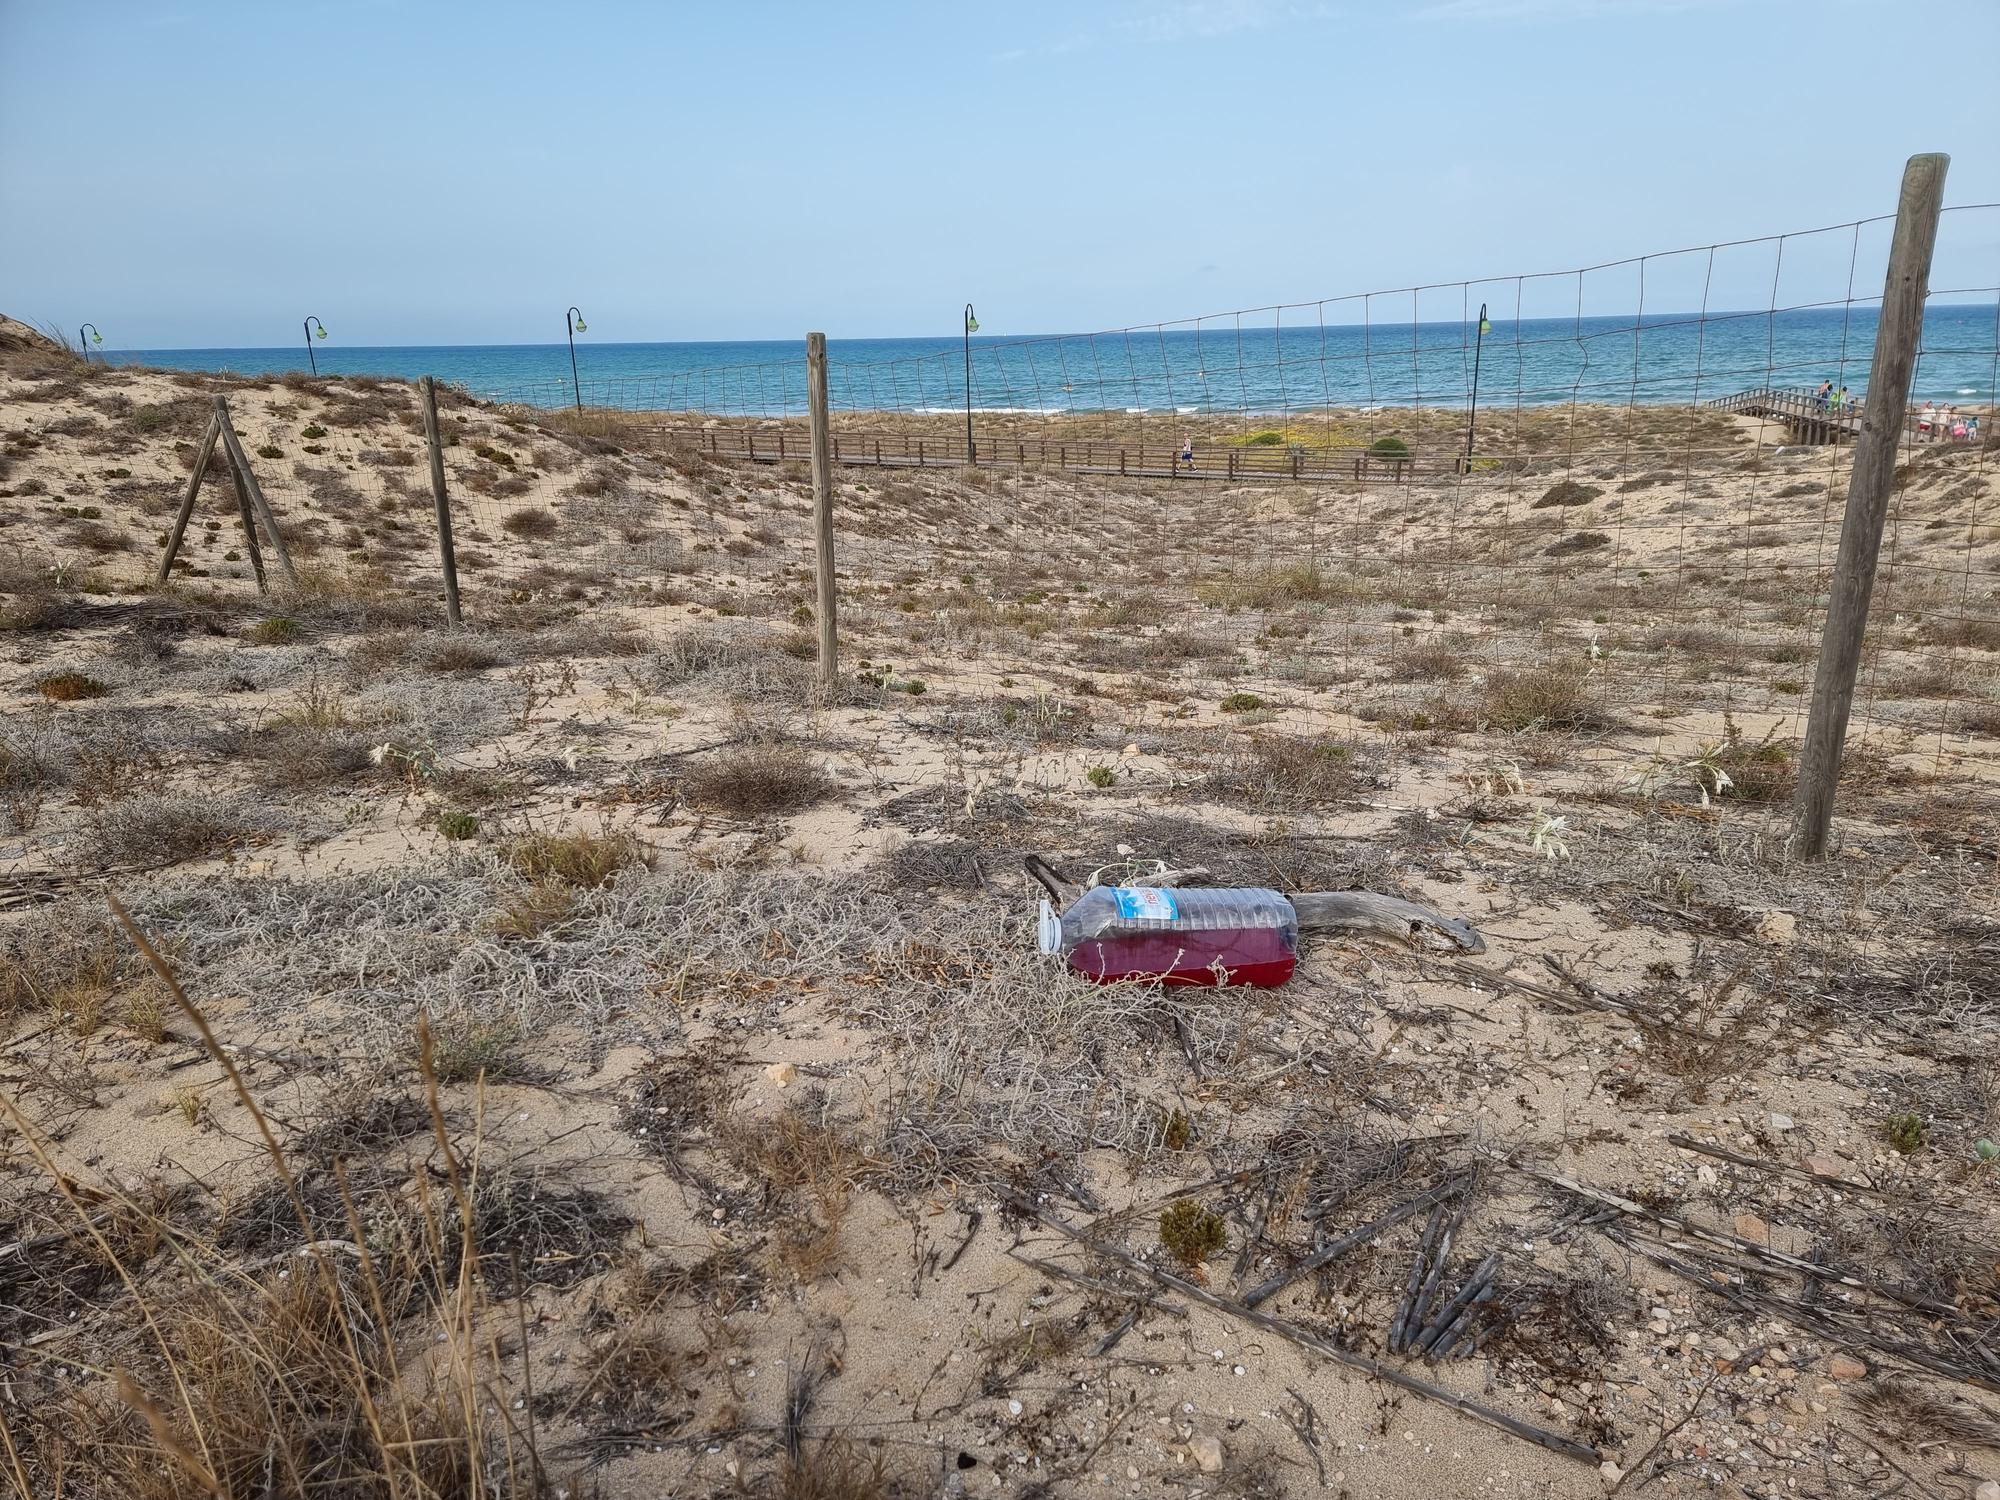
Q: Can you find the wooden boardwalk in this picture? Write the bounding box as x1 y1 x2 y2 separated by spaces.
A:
651 424 1436 484
1702 386 1877 444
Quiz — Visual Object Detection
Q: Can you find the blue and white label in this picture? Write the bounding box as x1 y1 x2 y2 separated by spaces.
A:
1112 886 1179 922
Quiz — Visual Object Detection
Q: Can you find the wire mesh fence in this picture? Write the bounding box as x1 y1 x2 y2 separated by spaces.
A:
143 200 1998 789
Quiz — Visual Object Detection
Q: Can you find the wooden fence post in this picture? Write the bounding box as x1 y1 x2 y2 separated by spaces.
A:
211 398 269 593
419 377 463 627
214 396 299 590
806 332 839 696
156 413 222 585
1790 152 1948 859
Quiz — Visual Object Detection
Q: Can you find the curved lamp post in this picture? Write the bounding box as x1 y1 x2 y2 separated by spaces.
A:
566 307 588 412
1464 303 1490 465
78 323 102 363
303 316 327 375
963 303 979 462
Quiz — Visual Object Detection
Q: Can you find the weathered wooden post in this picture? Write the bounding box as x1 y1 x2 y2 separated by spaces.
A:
1790 153 1948 859
806 332 839 696
419 376 463 627
156 412 222 585
214 396 299 590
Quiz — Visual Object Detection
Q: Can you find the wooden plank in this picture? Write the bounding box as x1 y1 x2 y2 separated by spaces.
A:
419 377 463 627
155 413 221 585
1790 153 1948 858
212 398 268 594
806 333 839 697
215 398 297 589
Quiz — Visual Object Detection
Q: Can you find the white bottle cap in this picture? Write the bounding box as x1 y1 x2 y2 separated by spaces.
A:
1036 900 1061 954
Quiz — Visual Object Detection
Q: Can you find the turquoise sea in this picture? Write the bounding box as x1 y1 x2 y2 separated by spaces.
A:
104 304 1996 418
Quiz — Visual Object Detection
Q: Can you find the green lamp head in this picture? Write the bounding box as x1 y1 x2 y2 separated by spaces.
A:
315 324 327 340
965 309 979 334
574 316 587 333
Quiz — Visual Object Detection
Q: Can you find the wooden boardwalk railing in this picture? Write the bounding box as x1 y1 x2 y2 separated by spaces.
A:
646 425 1442 483
1700 386 1909 444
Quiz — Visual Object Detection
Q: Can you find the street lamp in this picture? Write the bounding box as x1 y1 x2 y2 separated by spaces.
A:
1464 303 1491 466
963 303 979 463
303 316 327 375
78 323 102 363
567 307 588 412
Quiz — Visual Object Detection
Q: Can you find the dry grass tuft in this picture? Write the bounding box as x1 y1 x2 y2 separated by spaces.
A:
683 741 832 816
1384 637 1468 681
504 828 648 889
501 506 559 539
1532 479 1603 508
1206 734 1366 810
37 669 108 701
779 1436 920 1499
1479 665 1612 732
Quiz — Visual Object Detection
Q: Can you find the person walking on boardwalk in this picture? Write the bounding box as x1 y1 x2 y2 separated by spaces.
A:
1918 401 1936 440
1816 380 1832 410
1180 433 1194 472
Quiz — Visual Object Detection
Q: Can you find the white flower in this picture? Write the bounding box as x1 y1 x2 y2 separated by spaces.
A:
561 744 582 772
1529 810 1571 862
1587 633 1603 660
369 743 392 766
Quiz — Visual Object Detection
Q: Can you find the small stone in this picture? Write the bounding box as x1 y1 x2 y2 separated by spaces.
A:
1007 1399 1023 1416
1769 1113 1796 1133
1828 1354 1868 1382
1695 1164 1719 1188
1189 1435 1224 1473
764 1061 797 1088
1599 1460 1626 1486
1125 1467 1139 1482
1972 1481 1999 1500
1802 1155 1843 1178
1751 910 1797 945
1733 1212 1771 1245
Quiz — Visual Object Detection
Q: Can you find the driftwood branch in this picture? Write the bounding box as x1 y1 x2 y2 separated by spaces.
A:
1023 856 1486 954
1009 1192 1599 1465
1242 1172 1471 1309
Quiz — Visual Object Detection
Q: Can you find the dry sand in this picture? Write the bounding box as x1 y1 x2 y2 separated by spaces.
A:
3 321 2000 1498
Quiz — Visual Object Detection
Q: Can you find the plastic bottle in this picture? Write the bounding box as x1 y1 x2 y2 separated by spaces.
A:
1037 885 1299 988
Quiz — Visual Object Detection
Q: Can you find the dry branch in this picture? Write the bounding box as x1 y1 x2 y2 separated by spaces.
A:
1009 1192 1600 1465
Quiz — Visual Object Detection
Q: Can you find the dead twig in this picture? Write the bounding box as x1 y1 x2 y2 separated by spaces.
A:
1006 1191 1600 1466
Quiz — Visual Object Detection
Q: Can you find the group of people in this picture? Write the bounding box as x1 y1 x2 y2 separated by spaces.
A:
1812 380 1852 412
1917 401 1979 444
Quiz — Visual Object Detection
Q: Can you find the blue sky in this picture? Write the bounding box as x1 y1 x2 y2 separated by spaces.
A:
2 0 1994 348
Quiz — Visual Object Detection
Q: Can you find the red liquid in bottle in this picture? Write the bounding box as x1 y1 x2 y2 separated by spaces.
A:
1067 926 1297 988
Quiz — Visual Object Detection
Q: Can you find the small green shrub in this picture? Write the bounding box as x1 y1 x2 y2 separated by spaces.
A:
1884 1112 1927 1154
1533 479 1602 509
435 809 480 841
1368 436 1409 458
256 444 283 460
246 616 300 646
1544 531 1611 558
501 507 559 539
428 1016 523 1084
1085 765 1115 788
1244 430 1285 446
131 405 170 433
301 423 328 439
1220 691 1264 713
1159 1200 1227 1269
